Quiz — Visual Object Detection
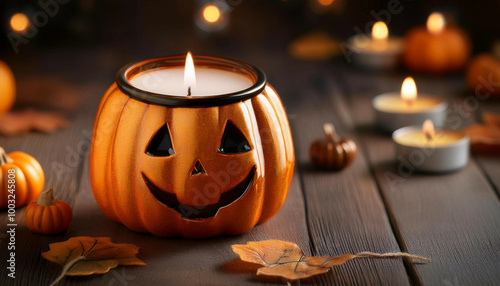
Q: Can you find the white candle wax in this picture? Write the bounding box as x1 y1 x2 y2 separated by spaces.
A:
393 126 470 173
351 37 403 53
130 67 253 96
372 93 447 132
373 93 444 113
394 130 465 147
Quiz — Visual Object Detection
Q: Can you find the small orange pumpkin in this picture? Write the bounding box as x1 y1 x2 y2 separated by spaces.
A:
403 13 471 73
309 123 356 170
0 60 16 113
25 188 72 234
466 54 500 98
0 147 45 209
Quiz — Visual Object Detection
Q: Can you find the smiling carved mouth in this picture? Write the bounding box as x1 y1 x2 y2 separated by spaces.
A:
142 167 256 220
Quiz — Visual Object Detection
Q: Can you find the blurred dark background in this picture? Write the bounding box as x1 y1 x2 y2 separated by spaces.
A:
0 0 499 95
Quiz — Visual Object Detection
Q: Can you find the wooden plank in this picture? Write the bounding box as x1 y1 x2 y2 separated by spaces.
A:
0 84 101 286
475 155 500 195
286 63 410 285
343 67 500 285
474 99 500 196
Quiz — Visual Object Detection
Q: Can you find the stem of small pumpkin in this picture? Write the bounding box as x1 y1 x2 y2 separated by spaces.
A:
37 188 55 206
50 255 85 286
0 147 13 165
323 123 340 143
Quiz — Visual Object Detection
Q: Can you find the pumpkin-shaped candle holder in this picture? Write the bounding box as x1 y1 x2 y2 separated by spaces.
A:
90 55 295 238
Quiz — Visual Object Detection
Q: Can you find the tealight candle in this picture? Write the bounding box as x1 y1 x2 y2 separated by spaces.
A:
130 52 253 96
393 120 470 173
348 21 404 69
372 77 447 132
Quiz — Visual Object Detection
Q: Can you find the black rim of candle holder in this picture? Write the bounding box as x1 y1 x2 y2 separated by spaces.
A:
116 55 267 107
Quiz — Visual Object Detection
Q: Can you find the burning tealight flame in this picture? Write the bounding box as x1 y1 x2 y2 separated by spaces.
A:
184 52 196 96
423 119 435 142
10 13 29 33
401 77 417 106
372 21 389 41
202 4 221 23
427 12 445 34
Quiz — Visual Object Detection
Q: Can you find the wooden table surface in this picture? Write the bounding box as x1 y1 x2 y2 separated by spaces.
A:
1 50 500 286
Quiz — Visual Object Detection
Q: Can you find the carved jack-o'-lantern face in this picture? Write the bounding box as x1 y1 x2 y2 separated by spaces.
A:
142 120 256 220
90 56 295 238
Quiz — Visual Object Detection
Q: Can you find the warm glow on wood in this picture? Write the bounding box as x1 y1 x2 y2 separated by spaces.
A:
10 13 29 32
184 52 196 95
401 77 417 105
203 5 221 23
422 119 435 141
372 21 389 41
427 12 445 34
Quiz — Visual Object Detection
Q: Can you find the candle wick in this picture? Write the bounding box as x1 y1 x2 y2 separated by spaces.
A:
425 132 433 142
187 86 191 97
406 100 413 108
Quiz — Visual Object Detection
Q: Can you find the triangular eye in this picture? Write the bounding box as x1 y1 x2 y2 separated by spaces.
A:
146 123 175 157
218 121 251 154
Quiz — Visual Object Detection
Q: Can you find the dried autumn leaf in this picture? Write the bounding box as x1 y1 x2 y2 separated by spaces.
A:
482 112 500 128
463 112 500 155
232 240 354 280
17 77 82 111
0 109 70 136
232 240 430 281
464 124 500 155
42 237 145 285
288 32 341 61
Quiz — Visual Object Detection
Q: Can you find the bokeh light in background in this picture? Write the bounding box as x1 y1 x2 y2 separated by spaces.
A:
202 4 221 23
195 2 228 33
317 0 334 6
308 0 345 15
10 13 29 33
427 12 445 34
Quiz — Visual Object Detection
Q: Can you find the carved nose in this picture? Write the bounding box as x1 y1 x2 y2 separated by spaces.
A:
191 160 206 175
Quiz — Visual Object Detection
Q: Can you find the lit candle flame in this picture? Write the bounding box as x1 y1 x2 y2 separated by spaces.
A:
203 4 221 23
184 52 196 96
423 119 435 142
401 77 417 106
427 12 445 34
372 21 389 41
10 13 29 33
